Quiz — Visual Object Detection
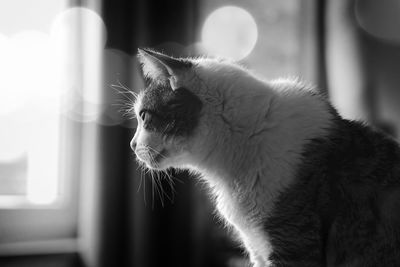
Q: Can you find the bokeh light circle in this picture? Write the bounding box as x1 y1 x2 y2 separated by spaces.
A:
51 7 107 122
51 7 107 50
355 0 400 43
201 6 258 60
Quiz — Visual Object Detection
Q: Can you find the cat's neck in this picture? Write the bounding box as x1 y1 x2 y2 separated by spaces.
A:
190 78 334 201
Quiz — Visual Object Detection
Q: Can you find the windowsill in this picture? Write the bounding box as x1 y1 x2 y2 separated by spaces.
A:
0 195 67 210
0 238 78 257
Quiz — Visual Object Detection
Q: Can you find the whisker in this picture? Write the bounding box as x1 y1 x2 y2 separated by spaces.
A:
145 145 167 159
134 145 179 207
154 171 165 207
148 153 165 207
151 169 155 209
157 171 172 203
169 171 184 184
110 79 138 98
147 149 171 205
142 165 147 206
163 170 176 203
160 172 174 203
110 80 140 120
115 101 136 119
137 167 143 193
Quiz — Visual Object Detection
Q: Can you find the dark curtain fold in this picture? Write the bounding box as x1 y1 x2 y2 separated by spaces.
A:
95 1 208 267
297 0 328 94
324 0 382 125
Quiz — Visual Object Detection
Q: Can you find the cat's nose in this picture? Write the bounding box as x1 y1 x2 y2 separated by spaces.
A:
130 138 136 151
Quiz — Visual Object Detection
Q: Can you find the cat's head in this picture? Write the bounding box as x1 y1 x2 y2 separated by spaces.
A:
131 48 253 170
131 49 205 170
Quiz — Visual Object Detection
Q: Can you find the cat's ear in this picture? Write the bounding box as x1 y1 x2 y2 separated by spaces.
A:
137 48 191 89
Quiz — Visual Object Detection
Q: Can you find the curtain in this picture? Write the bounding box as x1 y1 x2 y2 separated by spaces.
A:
78 1 209 267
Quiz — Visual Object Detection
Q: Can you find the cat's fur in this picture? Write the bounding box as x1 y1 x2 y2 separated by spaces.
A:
130 48 400 267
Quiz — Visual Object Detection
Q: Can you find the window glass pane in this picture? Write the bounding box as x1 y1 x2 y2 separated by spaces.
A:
0 158 27 195
0 0 67 207
0 1 104 248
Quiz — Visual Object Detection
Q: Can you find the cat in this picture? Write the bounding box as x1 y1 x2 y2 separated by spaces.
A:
130 48 400 267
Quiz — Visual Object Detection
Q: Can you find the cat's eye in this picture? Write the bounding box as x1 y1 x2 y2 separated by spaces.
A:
139 110 147 121
138 109 165 131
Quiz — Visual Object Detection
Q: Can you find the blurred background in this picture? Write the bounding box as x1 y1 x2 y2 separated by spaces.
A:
0 0 400 266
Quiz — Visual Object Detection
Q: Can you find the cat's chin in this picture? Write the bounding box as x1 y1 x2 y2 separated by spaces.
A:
143 161 168 171
135 147 170 170
141 157 187 171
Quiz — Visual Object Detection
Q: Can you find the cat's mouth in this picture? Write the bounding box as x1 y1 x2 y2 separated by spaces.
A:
135 146 168 170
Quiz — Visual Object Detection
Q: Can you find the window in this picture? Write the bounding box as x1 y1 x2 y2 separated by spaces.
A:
0 1 68 208
0 0 104 261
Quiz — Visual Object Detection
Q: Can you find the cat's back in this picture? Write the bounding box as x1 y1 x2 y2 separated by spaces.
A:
322 119 400 186
324 120 400 266
264 118 400 266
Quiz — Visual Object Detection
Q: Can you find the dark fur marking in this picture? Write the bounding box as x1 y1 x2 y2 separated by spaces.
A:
264 117 400 266
140 83 202 137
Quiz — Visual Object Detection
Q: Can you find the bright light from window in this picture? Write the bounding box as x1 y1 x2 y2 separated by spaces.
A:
27 115 60 204
201 6 258 60
51 7 106 114
0 112 28 162
0 30 61 165
0 2 105 206
0 27 62 205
